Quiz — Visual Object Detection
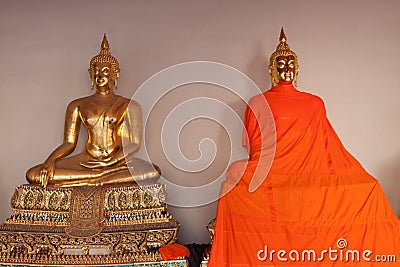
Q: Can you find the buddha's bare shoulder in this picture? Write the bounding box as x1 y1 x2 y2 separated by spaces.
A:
119 96 135 106
125 98 141 111
64 97 87 111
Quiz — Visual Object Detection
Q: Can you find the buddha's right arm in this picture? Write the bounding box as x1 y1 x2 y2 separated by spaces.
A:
32 141 77 187
44 142 76 163
44 101 81 163
30 102 81 187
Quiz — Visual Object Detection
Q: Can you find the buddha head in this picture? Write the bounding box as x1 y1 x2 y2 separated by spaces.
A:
269 28 299 86
89 34 120 90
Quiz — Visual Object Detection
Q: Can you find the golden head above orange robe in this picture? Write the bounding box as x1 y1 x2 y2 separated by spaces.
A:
209 82 400 266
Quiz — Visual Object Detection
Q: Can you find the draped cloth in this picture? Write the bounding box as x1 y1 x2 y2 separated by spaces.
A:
208 82 400 266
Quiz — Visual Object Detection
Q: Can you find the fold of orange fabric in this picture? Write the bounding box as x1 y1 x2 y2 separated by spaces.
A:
209 83 400 266
159 243 190 261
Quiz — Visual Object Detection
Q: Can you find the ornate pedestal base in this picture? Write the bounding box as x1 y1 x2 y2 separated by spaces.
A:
0 259 187 267
0 184 188 266
200 218 215 267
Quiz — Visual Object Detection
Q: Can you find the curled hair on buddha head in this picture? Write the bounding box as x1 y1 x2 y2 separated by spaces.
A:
89 34 120 89
269 27 299 86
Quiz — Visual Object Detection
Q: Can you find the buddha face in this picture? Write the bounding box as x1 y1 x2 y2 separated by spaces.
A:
93 62 112 89
276 55 295 82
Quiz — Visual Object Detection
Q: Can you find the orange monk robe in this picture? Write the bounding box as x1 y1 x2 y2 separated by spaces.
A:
209 82 400 266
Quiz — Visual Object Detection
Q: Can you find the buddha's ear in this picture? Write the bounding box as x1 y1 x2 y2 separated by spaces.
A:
269 65 277 86
114 69 120 89
293 66 299 87
88 68 95 89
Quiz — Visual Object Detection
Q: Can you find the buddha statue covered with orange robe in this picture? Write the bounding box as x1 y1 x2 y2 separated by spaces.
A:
208 29 400 266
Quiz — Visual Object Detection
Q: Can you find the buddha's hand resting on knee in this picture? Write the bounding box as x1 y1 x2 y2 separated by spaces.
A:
39 159 55 187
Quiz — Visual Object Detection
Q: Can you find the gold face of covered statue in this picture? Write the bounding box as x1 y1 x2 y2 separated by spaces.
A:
269 28 299 86
276 55 296 83
26 34 160 187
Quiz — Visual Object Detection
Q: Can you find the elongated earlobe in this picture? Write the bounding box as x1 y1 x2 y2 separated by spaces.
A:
114 70 120 89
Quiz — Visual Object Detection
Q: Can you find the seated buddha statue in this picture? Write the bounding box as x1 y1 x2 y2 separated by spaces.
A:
208 29 400 267
26 35 160 187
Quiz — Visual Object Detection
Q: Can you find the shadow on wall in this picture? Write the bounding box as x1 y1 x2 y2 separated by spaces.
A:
376 154 400 217
245 40 270 92
0 172 13 222
171 40 271 244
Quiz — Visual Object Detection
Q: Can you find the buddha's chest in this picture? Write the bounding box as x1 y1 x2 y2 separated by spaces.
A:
83 114 120 130
80 103 126 130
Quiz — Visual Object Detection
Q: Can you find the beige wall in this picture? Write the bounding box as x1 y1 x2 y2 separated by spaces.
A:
0 0 399 244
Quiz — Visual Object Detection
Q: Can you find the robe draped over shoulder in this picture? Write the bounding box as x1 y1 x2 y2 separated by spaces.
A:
209 82 400 266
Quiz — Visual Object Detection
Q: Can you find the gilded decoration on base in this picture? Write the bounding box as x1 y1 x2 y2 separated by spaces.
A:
0 183 186 266
200 218 216 267
0 258 188 267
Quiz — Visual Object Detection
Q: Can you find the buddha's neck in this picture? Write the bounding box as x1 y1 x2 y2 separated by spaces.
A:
278 81 292 85
95 87 115 98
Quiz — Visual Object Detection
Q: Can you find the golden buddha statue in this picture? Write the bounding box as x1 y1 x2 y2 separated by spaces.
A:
26 34 160 187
